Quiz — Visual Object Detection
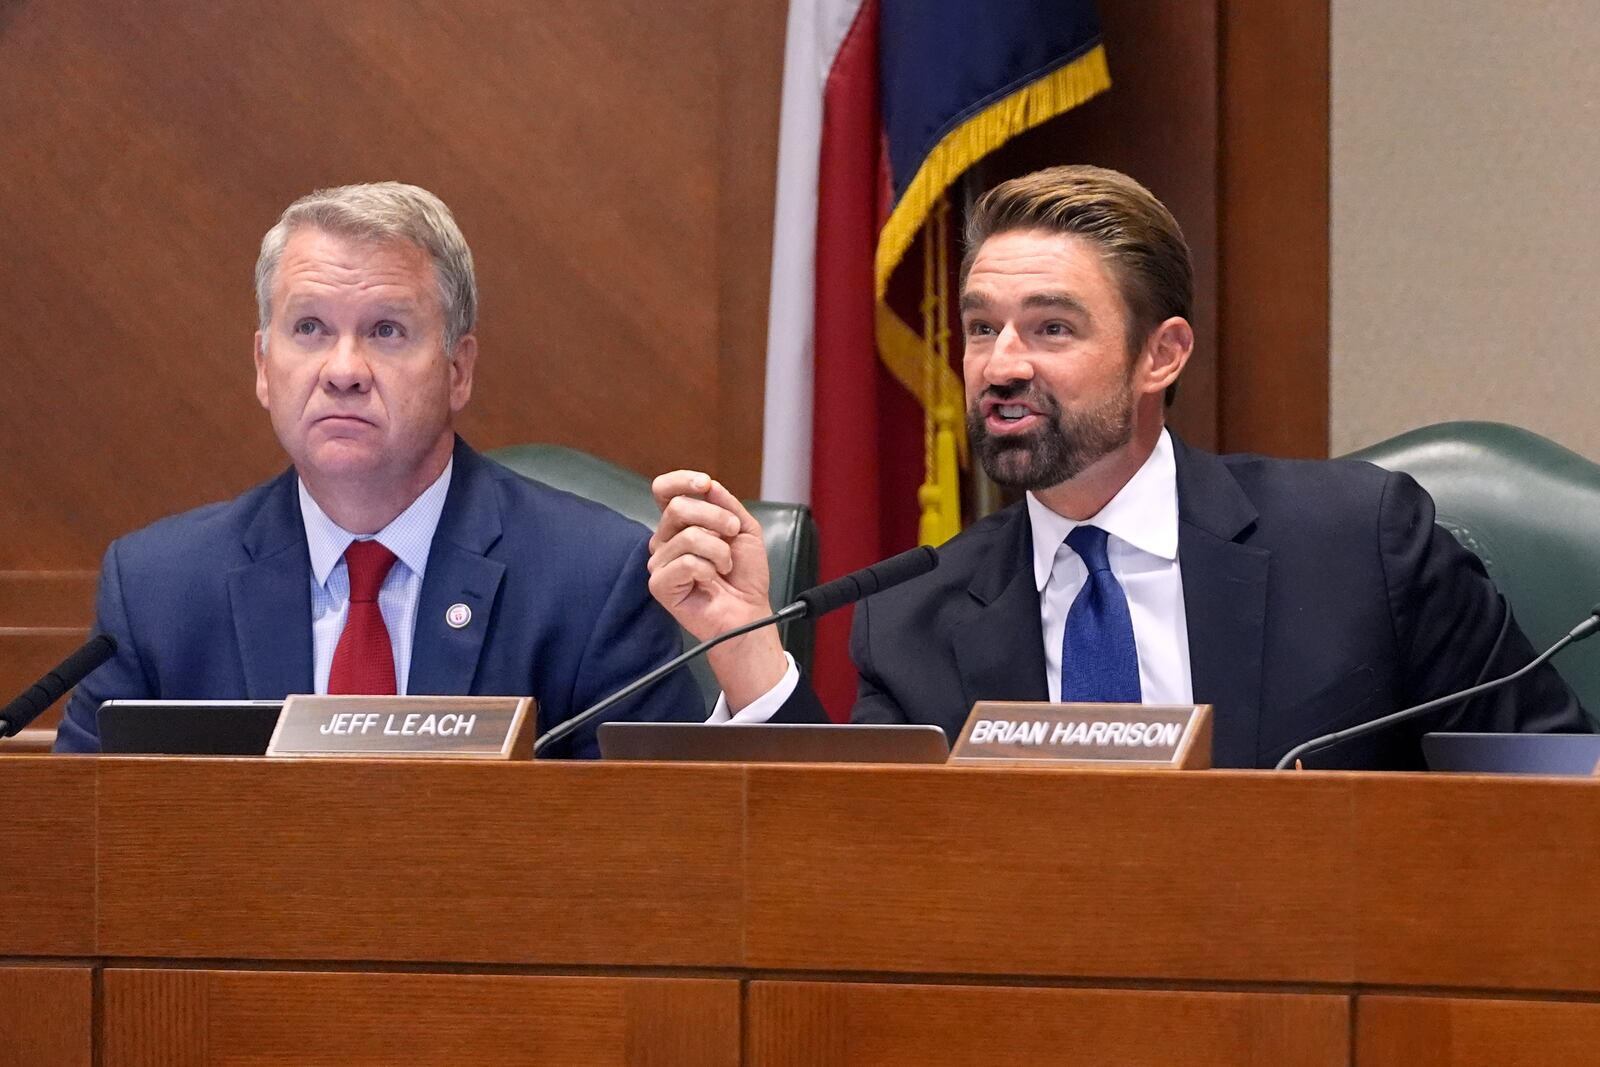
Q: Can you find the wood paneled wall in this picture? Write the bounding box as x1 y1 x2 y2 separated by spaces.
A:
0 1 785 566
1219 0 1330 457
0 0 786 706
980 0 1330 458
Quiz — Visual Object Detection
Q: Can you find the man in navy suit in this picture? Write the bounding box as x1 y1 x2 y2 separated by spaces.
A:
647 165 1589 767
56 182 701 756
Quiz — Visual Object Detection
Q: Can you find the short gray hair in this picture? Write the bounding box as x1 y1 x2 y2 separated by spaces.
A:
254 181 477 351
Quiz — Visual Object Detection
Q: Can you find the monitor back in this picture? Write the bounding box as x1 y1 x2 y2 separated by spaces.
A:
1422 731 1600 776
98 700 285 756
599 722 950 764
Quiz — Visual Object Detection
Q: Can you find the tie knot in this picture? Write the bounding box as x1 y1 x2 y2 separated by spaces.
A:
343 540 398 603
1065 524 1113 573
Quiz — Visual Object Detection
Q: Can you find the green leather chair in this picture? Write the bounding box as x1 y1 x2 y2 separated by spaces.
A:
487 444 819 708
1345 422 1600 720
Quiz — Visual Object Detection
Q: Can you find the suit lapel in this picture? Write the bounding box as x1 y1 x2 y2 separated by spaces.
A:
227 471 315 697
952 508 1049 725
1173 438 1270 767
408 442 507 695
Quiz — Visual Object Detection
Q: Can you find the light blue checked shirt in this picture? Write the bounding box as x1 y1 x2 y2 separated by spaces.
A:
298 460 453 694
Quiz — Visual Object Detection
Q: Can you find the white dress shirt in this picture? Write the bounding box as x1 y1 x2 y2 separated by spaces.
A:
723 429 1193 721
299 461 453 695
1030 429 1193 704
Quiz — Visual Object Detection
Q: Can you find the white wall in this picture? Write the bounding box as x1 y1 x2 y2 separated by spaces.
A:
1331 0 1600 460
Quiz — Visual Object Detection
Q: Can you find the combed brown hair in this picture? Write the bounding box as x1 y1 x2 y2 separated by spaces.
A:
963 165 1193 360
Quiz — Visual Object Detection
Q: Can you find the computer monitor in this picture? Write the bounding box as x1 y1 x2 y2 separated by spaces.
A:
1422 731 1600 776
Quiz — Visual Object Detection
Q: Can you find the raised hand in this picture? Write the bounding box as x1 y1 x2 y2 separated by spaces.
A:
648 471 789 710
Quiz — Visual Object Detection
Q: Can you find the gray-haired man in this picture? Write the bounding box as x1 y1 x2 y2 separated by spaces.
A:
57 182 703 755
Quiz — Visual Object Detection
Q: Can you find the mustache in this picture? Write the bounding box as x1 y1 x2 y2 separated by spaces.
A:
973 382 1060 414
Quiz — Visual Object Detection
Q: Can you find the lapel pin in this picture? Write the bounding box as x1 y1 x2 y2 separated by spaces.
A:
445 603 472 629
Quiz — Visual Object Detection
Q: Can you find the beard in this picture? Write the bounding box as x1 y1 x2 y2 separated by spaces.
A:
966 380 1136 491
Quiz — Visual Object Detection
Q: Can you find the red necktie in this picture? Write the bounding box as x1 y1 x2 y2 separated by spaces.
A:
328 540 399 695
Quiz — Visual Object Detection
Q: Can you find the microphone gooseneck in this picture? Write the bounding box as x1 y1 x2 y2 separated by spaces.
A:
533 546 940 757
1275 603 1600 771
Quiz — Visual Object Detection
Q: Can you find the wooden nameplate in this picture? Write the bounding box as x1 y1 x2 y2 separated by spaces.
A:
266 695 535 760
950 702 1212 769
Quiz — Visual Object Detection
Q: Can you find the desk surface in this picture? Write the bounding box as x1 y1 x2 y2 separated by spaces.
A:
8 759 1600 1066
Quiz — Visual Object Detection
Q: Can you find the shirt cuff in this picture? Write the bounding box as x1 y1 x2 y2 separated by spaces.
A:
705 653 799 724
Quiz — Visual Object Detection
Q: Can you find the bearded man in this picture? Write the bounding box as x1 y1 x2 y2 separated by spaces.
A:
645 165 1587 769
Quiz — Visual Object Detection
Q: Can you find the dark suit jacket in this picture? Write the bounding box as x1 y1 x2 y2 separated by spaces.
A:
780 437 1590 767
55 439 704 757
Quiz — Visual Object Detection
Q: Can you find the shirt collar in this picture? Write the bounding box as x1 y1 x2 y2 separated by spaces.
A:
298 459 454 588
1027 428 1180 592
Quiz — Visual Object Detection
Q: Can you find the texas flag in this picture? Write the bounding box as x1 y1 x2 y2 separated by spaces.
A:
761 1 1110 717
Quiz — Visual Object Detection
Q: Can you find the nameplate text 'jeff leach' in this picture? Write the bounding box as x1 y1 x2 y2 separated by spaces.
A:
267 695 535 760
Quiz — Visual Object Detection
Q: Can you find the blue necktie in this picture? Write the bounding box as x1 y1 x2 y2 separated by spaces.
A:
1061 525 1142 703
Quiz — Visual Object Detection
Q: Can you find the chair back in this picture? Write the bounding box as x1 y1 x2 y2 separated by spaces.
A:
1345 422 1600 719
488 444 819 706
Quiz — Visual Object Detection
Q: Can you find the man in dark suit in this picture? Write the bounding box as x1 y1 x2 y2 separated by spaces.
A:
646 165 1588 766
56 182 701 756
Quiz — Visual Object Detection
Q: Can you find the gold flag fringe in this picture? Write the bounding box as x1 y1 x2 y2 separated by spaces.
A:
870 44 1112 545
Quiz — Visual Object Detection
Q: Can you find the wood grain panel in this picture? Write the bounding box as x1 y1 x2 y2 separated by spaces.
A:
0 727 58 754
0 573 96 747
977 0 1222 450
96 760 743 966
100 970 208 1067
0 630 85 742
102 969 739 1067
0 966 93 1067
0 0 781 572
1357 995 1600 1066
622 980 742 1067
0 630 90 668
0 573 97 627
1218 0 1330 457
747 982 1349 1067
0 759 96 956
1355 774 1600 991
713 0 786 496
744 767 1355 981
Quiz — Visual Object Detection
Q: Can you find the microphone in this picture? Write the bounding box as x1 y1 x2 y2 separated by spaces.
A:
1274 604 1600 770
533 546 939 756
0 634 119 739
795 544 942 618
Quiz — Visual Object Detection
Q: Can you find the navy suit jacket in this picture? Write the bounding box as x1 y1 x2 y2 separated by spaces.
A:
56 439 705 757
780 437 1590 767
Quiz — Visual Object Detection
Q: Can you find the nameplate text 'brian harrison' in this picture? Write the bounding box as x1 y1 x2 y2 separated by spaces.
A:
950 702 1212 769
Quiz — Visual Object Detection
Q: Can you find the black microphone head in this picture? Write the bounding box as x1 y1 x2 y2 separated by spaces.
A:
0 633 118 737
796 545 939 618
859 545 939 596
66 634 118 675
